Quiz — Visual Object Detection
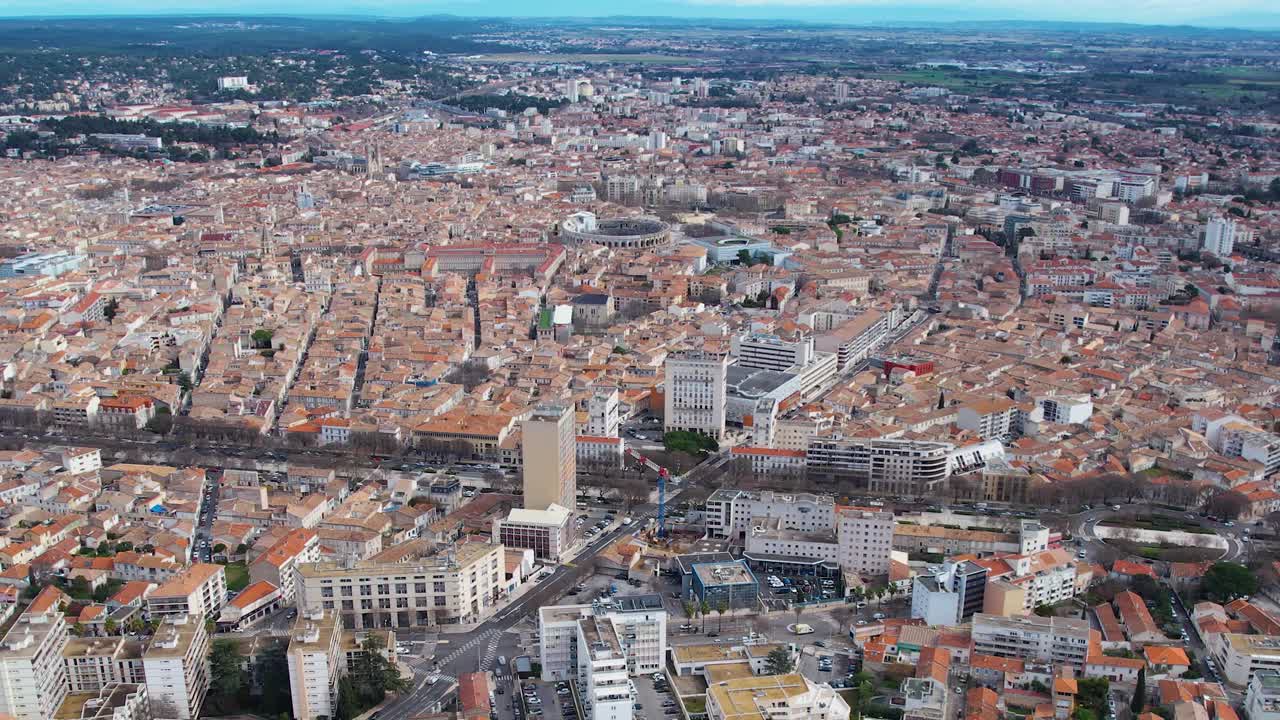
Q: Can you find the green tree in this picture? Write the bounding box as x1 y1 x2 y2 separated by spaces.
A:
699 599 711 633
251 328 274 349
350 633 408 707
764 647 794 675
851 677 876 720
105 618 118 635
681 600 695 626
255 644 293 716
1132 668 1146 714
737 248 752 265
1076 678 1111 719
1203 562 1258 602
336 676 361 720
103 297 120 323
716 600 729 632
208 639 247 713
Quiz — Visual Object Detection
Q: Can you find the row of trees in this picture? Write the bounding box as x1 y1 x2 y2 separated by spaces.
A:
681 598 731 633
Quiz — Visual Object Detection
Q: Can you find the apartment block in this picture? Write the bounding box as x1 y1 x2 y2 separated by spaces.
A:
523 403 577 512
296 540 504 629
540 595 668 682
1247 669 1280 720
971 614 1093 668
911 560 989 627
0 607 71 720
287 610 345 720
585 390 620 438
837 506 895 576
806 436 952 495
956 398 1021 442
814 309 889 370
63 637 147 693
249 528 320 602
146 563 228 619
141 615 210 720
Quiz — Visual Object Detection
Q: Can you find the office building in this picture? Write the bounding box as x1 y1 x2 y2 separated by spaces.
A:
0 607 70 720
731 333 837 404
296 540 504 629
0 250 87 279
971 614 1092 668
141 615 210 720
731 333 815 372
540 596 668 720
494 504 574 562
287 610 345 720
523 404 577 511
704 489 836 541
1212 633 1280 689
911 561 989 626
664 351 729 440
806 436 952 495
705 673 850 720
688 560 759 611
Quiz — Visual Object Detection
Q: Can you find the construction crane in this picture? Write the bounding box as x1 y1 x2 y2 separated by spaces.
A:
624 447 670 538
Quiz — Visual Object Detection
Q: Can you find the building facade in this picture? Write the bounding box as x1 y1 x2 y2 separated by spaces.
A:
296 541 504 629
664 351 729 440
523 404 577 512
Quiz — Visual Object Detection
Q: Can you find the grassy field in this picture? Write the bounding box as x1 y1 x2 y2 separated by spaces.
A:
864 68 1038 92
475 53 702 64
223 561 250 593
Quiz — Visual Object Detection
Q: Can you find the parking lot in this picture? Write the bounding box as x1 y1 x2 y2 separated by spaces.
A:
512 678 577 720
757 569 843 611
798 645 854 687
634 674 681 720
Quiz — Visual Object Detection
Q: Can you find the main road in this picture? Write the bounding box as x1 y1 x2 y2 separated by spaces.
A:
1068 502 1245 563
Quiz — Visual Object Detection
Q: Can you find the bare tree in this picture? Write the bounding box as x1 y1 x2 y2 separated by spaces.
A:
619 477 651 510
949 474 981 503
1206 488 1249 520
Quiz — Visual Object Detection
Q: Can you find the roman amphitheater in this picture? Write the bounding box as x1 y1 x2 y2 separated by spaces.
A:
560 211 671 249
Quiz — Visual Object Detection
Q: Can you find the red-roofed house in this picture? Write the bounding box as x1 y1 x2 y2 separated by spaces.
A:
217 580 282 631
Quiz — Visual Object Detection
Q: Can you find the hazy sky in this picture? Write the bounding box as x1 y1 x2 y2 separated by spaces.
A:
2 0 1277 27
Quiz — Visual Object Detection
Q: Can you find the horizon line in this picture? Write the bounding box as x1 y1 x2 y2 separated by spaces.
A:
0 11 1276 32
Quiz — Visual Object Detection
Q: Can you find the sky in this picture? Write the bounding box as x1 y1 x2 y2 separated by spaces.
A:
2 0 1279 28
